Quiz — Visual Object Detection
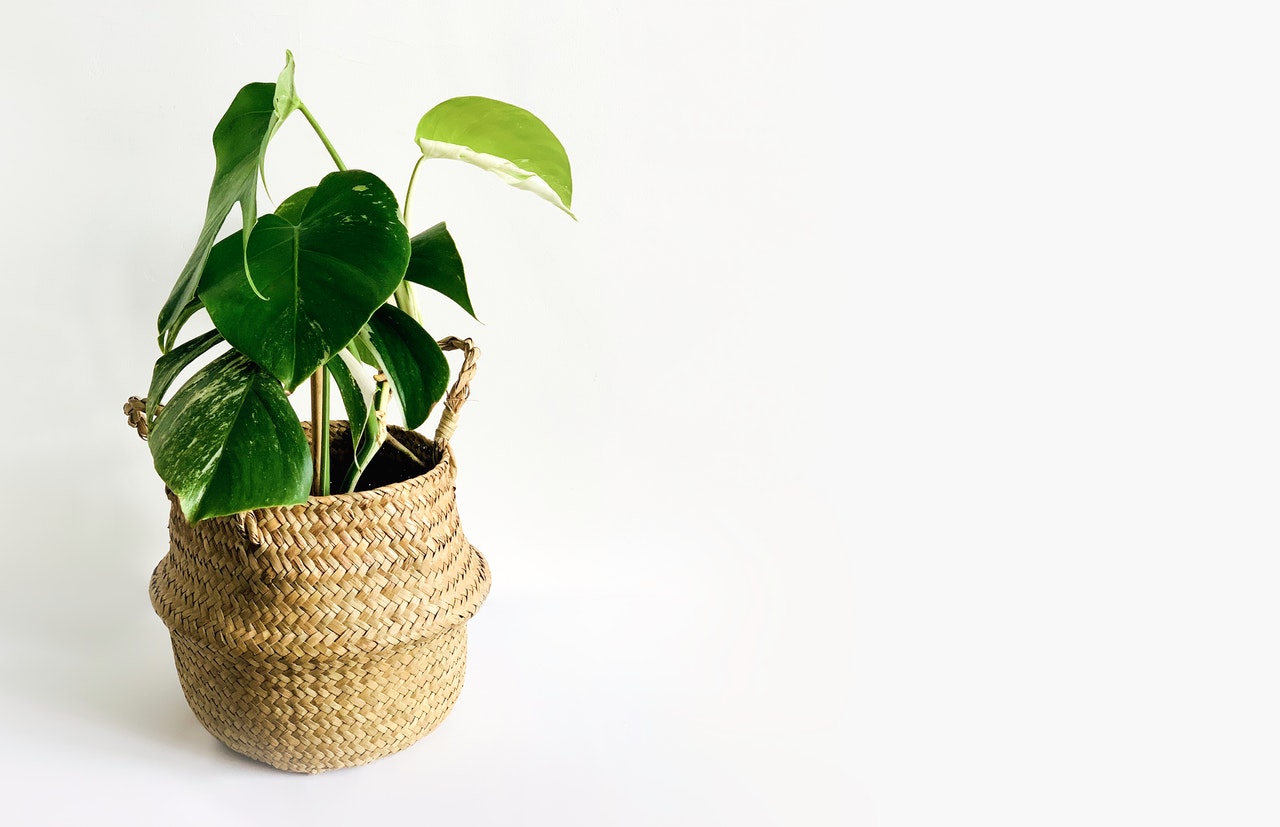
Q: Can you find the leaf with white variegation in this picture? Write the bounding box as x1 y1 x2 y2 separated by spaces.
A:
198 170 410 391
415 96 574 216
157 54 300 344
327 351 369 451
150 350 311 523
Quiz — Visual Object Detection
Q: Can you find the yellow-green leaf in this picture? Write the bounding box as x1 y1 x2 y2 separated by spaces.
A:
415 96 573 216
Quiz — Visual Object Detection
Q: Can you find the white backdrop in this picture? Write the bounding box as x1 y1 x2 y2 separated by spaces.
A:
1 1 1277 825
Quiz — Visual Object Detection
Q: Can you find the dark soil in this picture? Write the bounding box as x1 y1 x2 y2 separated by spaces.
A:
306 421 444 493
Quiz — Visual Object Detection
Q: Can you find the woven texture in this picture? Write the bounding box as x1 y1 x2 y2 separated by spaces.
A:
149 423 490 773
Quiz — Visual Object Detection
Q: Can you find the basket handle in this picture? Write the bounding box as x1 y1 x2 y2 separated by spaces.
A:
124 396 153 440
433 336 479 447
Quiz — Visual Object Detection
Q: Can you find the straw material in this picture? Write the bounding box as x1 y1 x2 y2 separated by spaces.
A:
149 422 489 773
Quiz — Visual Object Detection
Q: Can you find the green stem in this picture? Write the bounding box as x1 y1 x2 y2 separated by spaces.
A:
393 154 429 323
320 366 331 495
309 370 324 495
403 154 426 231
298 100 348 172
298 98 346 495
394 282 420 321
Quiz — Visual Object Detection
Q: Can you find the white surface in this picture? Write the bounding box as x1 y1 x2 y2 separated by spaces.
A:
1 1 1278 824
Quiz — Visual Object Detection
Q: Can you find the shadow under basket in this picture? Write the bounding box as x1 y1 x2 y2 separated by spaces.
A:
148 421 491 773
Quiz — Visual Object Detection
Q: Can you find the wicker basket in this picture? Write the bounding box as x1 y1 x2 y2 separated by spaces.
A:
136 338 490 773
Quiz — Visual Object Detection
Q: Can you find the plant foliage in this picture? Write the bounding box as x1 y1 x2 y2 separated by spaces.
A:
145 52 573 522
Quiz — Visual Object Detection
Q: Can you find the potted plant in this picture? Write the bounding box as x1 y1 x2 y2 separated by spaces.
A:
124 52 573 773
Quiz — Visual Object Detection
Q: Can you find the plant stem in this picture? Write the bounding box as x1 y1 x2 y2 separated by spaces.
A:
393 154 429 322
394 282 420 320
298 98 346 495
298 100 348 172
403 154 426 231
310 369 326 495
321 367 331 494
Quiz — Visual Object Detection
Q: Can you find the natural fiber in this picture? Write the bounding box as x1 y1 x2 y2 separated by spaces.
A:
141 337 490 774
150 424 489 772
123 396 152 440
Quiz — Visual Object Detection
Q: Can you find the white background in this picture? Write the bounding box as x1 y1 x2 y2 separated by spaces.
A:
1 1 1277 824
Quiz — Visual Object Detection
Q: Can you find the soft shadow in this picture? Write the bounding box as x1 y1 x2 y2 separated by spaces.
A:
0 452 228 767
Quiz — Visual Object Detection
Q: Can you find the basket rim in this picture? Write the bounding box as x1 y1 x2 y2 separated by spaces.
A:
164 423 453 519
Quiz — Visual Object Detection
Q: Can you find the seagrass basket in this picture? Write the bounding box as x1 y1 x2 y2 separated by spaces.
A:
130 337 490 774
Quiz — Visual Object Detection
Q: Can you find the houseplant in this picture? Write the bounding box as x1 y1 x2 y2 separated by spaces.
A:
124 52 573 773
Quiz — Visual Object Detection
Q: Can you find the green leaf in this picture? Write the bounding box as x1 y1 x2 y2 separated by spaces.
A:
198 170 411 391
269 50 301 139
342 370 392 494
404 222 476 319
260 51 302 201
158 63 298 342
365 304 449 430
150 350 311 523
159 296 206 353
345 333 381 370
273 185 315 224
147 328 225 420
327 351 369 451
415 96 574 216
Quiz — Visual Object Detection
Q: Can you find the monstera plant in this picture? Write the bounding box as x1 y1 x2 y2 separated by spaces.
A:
141 52 573 522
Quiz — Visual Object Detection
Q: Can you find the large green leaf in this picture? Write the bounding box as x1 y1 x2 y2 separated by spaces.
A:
403 222 476 319
273 184 316 224
198 170 411 391
158 55 300 344
150 350 311 523
146 328 225 420
415 96 574 216
365 304 449 430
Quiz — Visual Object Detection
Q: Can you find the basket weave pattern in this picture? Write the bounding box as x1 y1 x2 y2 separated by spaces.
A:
149 425 490 773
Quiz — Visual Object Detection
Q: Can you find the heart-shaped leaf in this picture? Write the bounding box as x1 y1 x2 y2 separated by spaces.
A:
404 222 476 319
365 304 449 430
158 54 300 344
150 350 311 523
273 185 316 224
415 96 574 216
198 170 411 391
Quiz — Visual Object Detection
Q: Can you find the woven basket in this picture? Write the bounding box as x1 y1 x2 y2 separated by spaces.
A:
136 338 490 774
